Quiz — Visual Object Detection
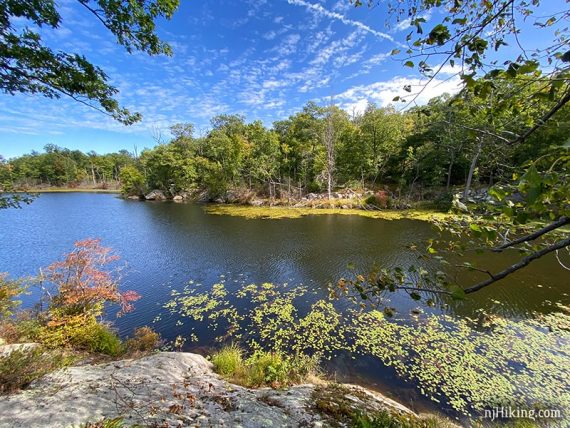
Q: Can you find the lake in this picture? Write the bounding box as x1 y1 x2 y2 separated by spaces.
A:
1 193 568 415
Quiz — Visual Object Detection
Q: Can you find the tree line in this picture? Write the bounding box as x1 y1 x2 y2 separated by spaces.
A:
0 144 135 189
2 81 568 205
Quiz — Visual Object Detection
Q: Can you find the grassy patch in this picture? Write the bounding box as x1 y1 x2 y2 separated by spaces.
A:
211 344 244 376
78 417 129 428
204 204 453 222
0 346 72 394
211 345 319 388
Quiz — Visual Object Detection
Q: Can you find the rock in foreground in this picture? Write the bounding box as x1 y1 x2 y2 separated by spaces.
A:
0 352 417 427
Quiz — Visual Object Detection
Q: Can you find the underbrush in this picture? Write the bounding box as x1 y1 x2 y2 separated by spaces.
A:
79 417 127 428
211 345 319 388
0 346 72 394
0 240 162 395
38 314 124 357
0 321 160 396
2 314 160 359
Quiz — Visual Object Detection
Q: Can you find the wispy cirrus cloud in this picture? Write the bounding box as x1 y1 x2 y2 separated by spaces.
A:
0 0 448 157
287 0 394 42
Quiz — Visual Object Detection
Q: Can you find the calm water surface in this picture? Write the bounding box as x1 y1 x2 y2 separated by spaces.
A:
1 193 568 413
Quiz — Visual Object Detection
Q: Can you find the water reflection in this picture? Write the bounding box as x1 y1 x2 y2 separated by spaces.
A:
1 193 568 413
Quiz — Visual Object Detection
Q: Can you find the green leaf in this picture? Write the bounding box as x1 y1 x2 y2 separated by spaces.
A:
404 61 414 68
526 186 542 204
488 186 507 202
522 165 541 186
450 286 466 300
518 60 539 74
516 211 529 224
469 223 482 233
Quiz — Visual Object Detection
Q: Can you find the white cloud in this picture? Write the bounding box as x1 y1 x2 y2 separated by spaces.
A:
332 1 351 13
335 75 463 115
270 33 302 56
287 0 394 42
392 11 432 33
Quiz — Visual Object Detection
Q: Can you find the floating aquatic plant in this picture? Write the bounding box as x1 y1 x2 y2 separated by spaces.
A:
163 281 570 418
204 204 452 222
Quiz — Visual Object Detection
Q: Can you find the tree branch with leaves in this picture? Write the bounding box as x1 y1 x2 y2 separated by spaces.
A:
0 0 179 124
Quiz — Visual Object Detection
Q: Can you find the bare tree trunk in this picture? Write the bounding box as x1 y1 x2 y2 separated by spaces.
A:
446 151 455 191
463 138 483 202
324 106 335 200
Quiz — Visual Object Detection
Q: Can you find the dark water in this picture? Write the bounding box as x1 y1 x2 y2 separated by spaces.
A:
1 193 568 413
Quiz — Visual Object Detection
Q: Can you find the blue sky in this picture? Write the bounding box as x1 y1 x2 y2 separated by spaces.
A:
0 0 564 158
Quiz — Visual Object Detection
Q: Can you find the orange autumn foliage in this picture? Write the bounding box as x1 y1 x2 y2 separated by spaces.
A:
42 239 140 317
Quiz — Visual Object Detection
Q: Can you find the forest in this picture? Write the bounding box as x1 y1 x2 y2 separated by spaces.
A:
2 80 569 209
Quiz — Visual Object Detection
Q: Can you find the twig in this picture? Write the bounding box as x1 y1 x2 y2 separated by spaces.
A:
492 216 569 252
510 88 570 145
464 236 570 294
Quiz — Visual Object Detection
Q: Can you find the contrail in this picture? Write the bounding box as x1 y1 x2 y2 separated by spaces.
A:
287 0 394 42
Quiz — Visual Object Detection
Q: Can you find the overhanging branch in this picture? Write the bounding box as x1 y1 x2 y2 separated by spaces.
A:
464 236 570 294
492 216 569 252
510 88 570 145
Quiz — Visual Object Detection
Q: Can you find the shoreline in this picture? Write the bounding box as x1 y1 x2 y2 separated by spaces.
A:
14 188 121 194
14 189 455 221
0 350 457 427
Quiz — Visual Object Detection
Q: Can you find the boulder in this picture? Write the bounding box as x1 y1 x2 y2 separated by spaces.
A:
0 352 420 428
453 198 469 212
145 189 166 201
225 190 240 203
0 342 40 358
173 195 183 202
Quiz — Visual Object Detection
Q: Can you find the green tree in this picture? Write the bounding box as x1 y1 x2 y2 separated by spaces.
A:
357 0 570 144
0 0 180 124
243 121 280 191
141 140 197 195
119 165 145 197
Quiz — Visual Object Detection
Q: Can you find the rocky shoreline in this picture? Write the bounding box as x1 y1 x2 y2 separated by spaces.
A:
0 351 446 428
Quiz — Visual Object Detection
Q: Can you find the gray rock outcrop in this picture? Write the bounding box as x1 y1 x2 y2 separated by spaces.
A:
0 352 417 428
145 190 167 201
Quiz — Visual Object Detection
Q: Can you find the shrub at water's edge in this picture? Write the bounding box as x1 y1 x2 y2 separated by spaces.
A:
211 344 320 388
0 239 161 394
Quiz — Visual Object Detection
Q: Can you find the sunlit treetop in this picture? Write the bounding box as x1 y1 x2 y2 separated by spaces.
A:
354 0 570 142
